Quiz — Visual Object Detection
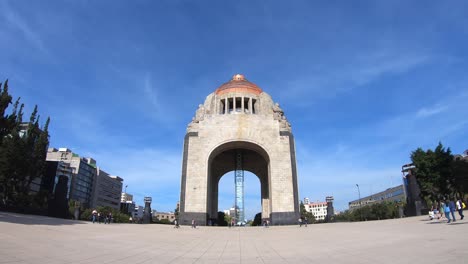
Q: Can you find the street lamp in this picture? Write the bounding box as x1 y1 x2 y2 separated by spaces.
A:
125 185 128 193
356 184 362 221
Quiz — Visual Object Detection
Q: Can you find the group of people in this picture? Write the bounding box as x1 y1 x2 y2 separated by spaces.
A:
298 216 308 227
430 198 465 223
91 209 113 224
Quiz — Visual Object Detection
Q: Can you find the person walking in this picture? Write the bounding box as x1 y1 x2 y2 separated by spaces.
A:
443 201 452 223
174 219 180 228
92 209 97 223
439 201 445 220
191 219 196 228
449 199 457 222
456 199 465 220
298 217 303 227
97 212 101 224
304 217 308 227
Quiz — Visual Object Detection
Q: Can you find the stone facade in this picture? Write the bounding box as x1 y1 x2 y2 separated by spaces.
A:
179 74 299 225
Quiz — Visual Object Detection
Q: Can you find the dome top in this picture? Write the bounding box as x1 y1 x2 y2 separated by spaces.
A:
215 74 263 95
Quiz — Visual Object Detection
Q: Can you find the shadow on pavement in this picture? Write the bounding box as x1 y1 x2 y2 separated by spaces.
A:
425 220 468 225
0 211 86 226
447 222 468 225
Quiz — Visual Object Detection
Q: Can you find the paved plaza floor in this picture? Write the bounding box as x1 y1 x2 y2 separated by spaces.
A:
0 211 467 263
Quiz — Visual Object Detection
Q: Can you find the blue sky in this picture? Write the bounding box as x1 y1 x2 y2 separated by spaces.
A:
1 0 468 219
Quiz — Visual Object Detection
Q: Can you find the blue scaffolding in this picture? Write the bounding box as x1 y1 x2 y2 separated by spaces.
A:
235 151 245 224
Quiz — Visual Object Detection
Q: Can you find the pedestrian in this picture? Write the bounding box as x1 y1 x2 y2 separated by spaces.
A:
104 212 108 224
443 201 451 223
191 219 196 228
129 216 133 223
298 217 303 227
97 212 101 224
449 199 457 222
304 217 308 227
108 212 112 224
266 219 269 228
174 219 180 228
92 209 97 223
456 199 465 220
439 201 445 220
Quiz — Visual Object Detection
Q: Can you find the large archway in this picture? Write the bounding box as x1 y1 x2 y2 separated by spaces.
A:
178 74 299 225
207 141 270 223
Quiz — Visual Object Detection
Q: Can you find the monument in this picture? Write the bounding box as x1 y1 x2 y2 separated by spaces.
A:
179 74 299 225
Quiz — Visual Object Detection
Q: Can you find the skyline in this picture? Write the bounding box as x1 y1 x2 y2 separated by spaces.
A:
1 1 468 218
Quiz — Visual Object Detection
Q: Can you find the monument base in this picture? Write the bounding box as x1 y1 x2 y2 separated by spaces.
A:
271 212 299 225
179 212 208 226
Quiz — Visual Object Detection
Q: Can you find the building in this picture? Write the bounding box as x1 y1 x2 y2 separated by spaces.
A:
132 205 144 219
303 198 310 205
120 192 135 215
223 207 237 218
349 185 406 210
91 168 123 210
121 192 133 203
47 148 122 210
47 148 96 208
179 74 299 225
305 201 328 221
153 211 176 223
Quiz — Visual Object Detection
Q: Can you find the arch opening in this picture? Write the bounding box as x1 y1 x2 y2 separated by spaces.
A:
217 171 261 225
207 141 271 225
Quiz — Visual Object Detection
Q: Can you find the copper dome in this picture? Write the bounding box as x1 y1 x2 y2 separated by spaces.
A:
215 74 263 95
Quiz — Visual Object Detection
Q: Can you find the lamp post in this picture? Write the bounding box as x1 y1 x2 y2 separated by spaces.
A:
356 184 362 221
125 185 128 193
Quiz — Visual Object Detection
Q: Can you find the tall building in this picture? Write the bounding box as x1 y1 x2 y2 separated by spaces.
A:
303 197 310 205
46 148 122 210
91 167 123 210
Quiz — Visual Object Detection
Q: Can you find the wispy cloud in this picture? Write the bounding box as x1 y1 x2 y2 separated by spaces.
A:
416 104 448 118
0 1 49 56
281 51 430 104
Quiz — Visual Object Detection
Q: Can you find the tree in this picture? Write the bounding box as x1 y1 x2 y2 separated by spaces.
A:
0 80 51 211
411 143 455 203
300 201 316 223
452 156 468 197
252 212 262 226
217 211 228 226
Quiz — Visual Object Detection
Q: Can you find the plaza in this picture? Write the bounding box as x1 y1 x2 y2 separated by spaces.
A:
0 212 466 263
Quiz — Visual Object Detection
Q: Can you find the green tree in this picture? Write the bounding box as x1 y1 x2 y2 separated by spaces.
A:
411 143 455 203
300 201 316 223
217 211 228 226
452 156 468 197
0 80 50 211
252 212 262 226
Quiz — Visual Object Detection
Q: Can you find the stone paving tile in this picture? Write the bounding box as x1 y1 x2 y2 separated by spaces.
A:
2 212 468 263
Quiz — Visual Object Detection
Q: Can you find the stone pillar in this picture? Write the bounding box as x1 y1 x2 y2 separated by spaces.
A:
249 98 253 114
233 96 236 113
225 98 228 114
241 96 244 113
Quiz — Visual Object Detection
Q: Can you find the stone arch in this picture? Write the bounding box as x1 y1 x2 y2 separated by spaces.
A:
206 140 271 223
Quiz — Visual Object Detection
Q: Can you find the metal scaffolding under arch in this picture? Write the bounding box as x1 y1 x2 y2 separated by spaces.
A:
235 151 245 224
